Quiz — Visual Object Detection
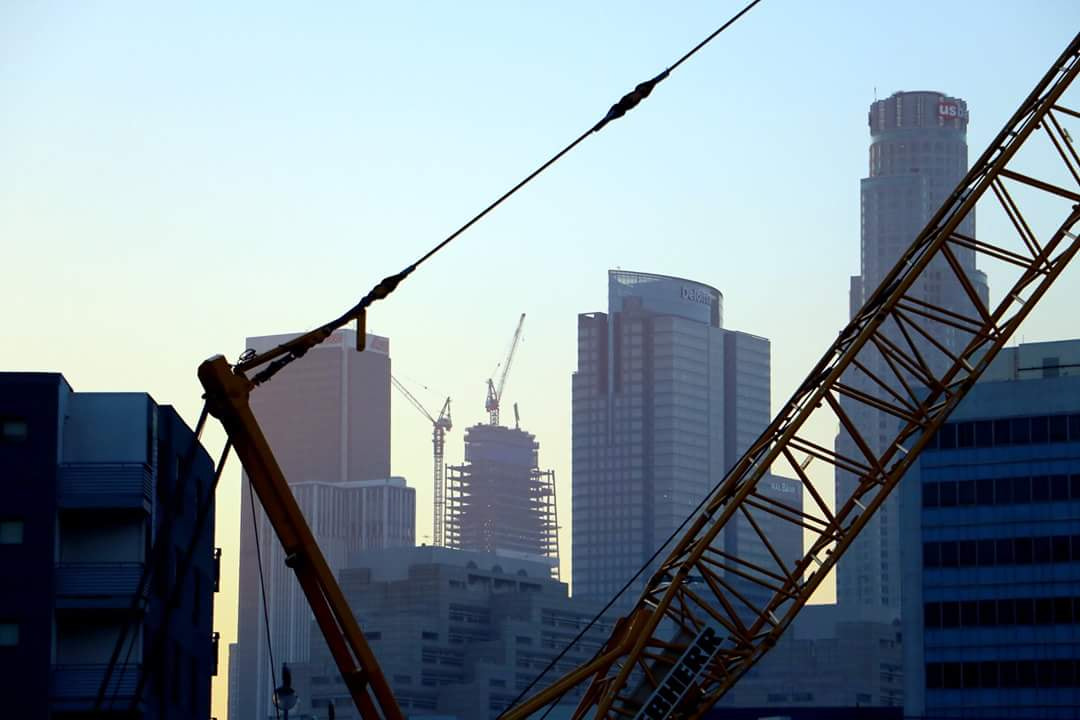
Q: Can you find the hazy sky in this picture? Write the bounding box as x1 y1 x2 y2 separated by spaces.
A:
4 3 1079 717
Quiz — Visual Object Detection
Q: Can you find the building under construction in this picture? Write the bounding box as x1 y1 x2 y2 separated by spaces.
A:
445 423 559 577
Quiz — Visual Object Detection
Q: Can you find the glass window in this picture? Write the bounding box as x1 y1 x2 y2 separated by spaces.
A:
963 662 980 689
1072 475 1080 500
998 599 1016 625
1050 415 1068 442
1016 598 1035 625
923 542 940 568
943 663 962 689
958 541 977 567
995 476 1013 504
922 482 939 508
975 421 993 447
960 600 978 626
1036 598 1054 624
0 623 17 646
1051 475 1069 502
1055 660 1074 688
0 520 23 545
1069 414 1080 442
938 423 957 449
994 418 1012 445
957 422 975 448
978 599 997 626
939 481 957 507
1034 536 1052 563
976 479 994 505
940 541 958 568
1015 537 1033 564
996 538 1015 565
999 661 1018 688
924 602 941 628
977 539 995 566
0 420 27 443
941 602 959 627
1033 476 1051 503
1013 476 1031 504
1011 417 1031 444
980 662 999 689
1053 536 1071 563
958 481 975 506
1031 416 1050 443
926 662 943 690
1054 597 1073 624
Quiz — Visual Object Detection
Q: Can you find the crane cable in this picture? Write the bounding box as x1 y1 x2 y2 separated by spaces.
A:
243 0 766 389
249 478 283 720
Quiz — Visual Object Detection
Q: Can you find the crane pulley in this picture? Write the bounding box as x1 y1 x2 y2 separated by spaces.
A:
486 313 526 426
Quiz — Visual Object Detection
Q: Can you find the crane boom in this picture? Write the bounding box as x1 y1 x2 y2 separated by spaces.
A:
486 313 526 425
501 31 1080 720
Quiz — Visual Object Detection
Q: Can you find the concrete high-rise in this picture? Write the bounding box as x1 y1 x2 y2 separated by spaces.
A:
836 92 989 618
231 329 413 720
0 373 219 720
572 270 794 610
902 340 1080 719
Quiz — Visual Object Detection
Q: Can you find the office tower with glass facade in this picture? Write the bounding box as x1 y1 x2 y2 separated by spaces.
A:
572 270 789 610
901 340 1080 719
837 91 989 618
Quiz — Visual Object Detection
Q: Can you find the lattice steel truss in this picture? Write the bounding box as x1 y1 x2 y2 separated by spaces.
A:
505 31 1080 720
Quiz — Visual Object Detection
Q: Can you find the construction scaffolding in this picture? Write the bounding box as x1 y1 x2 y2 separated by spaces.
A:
445 424 560 578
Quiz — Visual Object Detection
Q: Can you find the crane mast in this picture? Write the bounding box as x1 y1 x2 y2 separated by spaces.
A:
486 313 526 425
391 376 452 546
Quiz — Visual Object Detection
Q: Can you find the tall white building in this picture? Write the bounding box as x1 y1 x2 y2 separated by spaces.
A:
836 91 988 619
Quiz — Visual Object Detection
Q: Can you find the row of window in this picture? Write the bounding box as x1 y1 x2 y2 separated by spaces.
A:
925 596 1080 629
926 659 1080 690
923 534 1080 569
922 474 1080 508
926 413 1080 450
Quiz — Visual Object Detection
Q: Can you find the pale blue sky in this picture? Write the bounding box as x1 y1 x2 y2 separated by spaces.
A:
3 3 1079 715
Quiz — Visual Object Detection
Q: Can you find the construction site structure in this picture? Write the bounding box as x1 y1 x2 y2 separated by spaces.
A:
391 376 452 547
445 423 560 579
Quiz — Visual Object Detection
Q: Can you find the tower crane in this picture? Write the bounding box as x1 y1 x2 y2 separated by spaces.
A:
485 313 526 426
391 376 452 547
187 30 1080 720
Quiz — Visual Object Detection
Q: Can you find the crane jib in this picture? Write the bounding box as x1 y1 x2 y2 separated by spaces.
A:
635 626 722 720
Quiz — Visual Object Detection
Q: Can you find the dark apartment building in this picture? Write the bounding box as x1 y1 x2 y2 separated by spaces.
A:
0 372 219 719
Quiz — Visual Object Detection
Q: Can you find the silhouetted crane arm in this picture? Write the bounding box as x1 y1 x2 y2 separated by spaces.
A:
486 313 526 425
391 375 438 425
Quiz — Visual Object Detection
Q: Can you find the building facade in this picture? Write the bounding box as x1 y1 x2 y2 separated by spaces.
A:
445 424 559 575
901 340 1080 718
292 546 615 720
572 270 794 611
0 373 219 719
232 329 412 720
837 91 989 618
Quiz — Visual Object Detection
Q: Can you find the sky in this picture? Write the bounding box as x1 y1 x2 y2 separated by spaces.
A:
3 2 1080 717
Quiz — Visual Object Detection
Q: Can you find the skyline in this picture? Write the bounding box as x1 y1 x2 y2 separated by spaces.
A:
4 3 1080 718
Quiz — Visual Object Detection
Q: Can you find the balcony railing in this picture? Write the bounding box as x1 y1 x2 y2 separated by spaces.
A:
51 663 141 705
58 462 152 509
56 562 144 603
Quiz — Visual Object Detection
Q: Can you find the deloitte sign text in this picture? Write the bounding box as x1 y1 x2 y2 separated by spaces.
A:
680 286 713 306
635 625 723 720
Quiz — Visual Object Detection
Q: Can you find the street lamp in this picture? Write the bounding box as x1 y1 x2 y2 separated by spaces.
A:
273 663 298 720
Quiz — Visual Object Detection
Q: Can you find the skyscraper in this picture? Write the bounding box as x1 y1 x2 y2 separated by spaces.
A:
572 270 791 610
837 92 989 618
231 329 413 720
